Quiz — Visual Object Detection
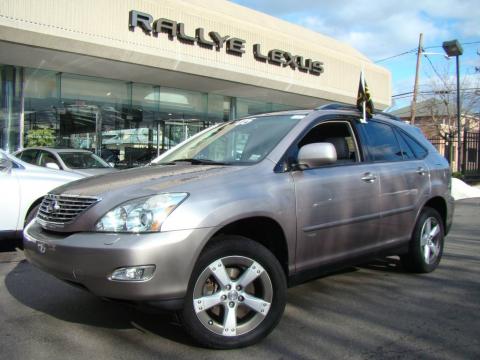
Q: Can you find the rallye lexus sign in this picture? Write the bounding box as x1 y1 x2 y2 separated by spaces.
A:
129 10 325 76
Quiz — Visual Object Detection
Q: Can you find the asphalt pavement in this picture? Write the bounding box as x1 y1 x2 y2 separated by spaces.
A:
1 199 479 360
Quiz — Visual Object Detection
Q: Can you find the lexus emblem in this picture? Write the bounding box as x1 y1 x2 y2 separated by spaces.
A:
46 200 61 214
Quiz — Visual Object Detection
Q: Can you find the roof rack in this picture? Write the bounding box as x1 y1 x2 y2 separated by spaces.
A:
315 103 358 111
315 102 403 122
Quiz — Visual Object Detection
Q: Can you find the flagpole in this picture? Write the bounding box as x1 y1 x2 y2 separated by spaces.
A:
361 69 367 122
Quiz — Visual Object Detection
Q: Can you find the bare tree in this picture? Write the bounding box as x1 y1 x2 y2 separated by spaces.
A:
418 60 480 141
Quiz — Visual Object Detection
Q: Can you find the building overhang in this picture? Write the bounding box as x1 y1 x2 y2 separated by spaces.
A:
0 0 391 109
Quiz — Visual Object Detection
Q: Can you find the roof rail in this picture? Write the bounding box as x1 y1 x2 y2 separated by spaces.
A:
316 102 403 122
376 112 402 122
315 103 358 111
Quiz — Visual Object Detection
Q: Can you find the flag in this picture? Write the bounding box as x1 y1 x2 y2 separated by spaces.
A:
356 71 374 122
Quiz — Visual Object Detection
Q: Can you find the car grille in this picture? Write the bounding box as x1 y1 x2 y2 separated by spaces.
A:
37 194 99 225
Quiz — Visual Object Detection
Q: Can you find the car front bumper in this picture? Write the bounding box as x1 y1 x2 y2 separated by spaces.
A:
23 221 214 308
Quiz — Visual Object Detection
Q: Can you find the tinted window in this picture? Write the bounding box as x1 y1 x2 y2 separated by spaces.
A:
58 152 110 169
18 149 38 164
399 131 428 159
394 130 415 160
363 121 403 162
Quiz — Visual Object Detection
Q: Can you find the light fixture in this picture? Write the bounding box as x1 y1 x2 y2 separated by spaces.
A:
109 265 156 281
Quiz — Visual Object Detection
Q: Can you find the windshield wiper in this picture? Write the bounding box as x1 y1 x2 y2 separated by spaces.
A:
154 158 230 165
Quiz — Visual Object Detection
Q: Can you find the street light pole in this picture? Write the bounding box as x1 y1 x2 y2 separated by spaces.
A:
455 54 461 173
442 39 463 173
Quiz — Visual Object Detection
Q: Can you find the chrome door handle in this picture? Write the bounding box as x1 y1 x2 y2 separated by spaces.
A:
416 167 426 176
361 172 377 183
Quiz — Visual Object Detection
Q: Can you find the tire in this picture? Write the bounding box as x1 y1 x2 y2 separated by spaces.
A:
401 207 444 273
180 235 287 349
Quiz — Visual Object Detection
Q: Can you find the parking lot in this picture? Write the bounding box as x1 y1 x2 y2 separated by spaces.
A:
0 199 478 360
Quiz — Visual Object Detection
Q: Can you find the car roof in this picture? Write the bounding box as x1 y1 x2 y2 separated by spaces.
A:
18 147 93 154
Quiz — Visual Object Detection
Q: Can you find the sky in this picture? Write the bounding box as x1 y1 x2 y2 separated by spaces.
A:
230 0 480 111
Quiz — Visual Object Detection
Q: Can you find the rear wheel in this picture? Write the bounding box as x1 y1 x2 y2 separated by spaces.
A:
180 236 287 349
401 207 444 273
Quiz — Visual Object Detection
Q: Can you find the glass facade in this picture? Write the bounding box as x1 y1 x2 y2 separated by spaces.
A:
0 63 299 167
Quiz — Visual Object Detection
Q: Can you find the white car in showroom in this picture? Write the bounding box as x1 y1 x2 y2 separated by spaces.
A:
0 149 83 241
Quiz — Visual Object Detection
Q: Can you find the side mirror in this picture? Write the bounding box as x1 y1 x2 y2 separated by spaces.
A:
45 162 61 170
297 143 337 169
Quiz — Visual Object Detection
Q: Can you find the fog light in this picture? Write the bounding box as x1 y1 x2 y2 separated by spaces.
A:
109 265 155 281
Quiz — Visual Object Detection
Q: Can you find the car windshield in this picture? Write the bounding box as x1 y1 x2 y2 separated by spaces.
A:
59 152 110 169
153 114 305 165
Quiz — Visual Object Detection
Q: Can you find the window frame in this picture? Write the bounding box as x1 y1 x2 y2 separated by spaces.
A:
354 119 407 163
37 150 62 168
395 128 429 160
17 149 39 165
279 115 364 172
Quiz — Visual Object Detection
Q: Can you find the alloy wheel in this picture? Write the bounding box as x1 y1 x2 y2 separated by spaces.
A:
420 217 441 264
192 255 273 337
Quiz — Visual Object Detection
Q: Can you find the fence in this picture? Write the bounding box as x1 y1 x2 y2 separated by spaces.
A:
428 130 480 179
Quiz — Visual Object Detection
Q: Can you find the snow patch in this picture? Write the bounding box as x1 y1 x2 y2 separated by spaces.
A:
451 178 480 200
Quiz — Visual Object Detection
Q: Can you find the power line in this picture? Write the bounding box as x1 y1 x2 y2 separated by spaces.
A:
374 49 416 63
374 40 480 63
392 88 480 98
424 41 480 50
423 54 452 89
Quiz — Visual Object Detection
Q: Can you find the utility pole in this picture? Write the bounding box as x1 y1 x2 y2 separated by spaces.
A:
410 33 423 125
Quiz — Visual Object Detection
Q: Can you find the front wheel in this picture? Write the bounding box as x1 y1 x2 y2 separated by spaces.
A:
401 207 444 273
180 236 287 349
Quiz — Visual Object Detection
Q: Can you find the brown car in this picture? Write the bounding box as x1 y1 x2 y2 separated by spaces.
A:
24 104 454 348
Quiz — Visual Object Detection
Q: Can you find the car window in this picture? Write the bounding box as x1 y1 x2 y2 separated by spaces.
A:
297 121 359 164
362 121 403 162
398 130 428 159
157 115 303 165
394 129 415 160
38 150 61 168
18 149 39 164
58 152 111 169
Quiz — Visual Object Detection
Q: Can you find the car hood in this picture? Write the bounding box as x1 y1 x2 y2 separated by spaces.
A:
52 164 242 198
67 168 118 177
22 162 85 182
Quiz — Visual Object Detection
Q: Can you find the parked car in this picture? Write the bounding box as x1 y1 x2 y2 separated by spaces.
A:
14 147 117 177
0 149 83 241
24 104 454 349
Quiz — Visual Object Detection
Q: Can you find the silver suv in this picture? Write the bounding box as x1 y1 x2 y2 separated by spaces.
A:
24 105 454 349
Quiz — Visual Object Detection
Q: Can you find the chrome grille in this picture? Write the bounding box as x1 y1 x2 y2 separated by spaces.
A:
37 194 99 225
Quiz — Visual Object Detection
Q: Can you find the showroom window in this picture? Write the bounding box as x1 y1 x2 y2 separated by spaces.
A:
1 63 299 166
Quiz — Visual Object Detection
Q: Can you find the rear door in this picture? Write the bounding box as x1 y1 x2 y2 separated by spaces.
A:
292 118 382 272
357 120 430 246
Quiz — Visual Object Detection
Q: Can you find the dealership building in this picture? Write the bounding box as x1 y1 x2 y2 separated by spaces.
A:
0 0 390 165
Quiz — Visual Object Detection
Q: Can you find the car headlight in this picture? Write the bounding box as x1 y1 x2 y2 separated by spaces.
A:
95 193 188 233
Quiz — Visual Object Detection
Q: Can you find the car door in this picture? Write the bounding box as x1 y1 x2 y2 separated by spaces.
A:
0 153 20 231
292 118 382 272
357 120 430 246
